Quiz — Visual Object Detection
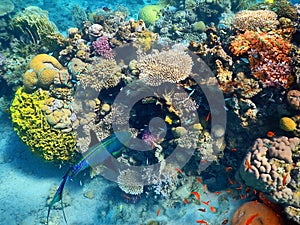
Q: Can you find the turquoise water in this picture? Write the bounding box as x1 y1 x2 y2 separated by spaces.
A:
0 0 300 225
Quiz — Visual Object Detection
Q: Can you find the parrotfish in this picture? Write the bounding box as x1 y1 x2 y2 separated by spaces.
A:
47 131 131 224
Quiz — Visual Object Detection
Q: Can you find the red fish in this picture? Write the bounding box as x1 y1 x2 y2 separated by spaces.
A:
156 208 161 216
176 168 183 174
253 200 258 205
209 205 217 213
191 192 201 201
245 159 252 170
267 131 275 138
228 177 234 185
214 191 222 195
282 173 289 186
203 184 207 192
205 112 211 122
197 177 202 183
225 166 232 172
183 198 189 204
231 148 237 152
202 200 211 205
196 220 208 225
245 213 259 225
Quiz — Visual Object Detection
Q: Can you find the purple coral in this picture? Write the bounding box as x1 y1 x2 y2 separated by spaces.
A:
91 36 114 59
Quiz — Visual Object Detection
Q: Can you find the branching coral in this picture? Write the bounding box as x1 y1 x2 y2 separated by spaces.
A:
117 168 144 195
137 48 193 86
230 29 295 88
10 87 76 161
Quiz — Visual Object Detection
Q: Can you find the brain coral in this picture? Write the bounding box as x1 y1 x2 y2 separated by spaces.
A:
238 136 300 223
10 87 76 161
23 54 64 92
137 48 193 86
232 10 279 32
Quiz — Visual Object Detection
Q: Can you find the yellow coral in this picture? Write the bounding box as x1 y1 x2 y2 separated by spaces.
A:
10 87 76 161
279 117 296 132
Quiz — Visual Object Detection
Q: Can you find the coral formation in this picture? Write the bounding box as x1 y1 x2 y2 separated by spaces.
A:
10 87 76 161
279 117 297 132
230 201 284 225
138 5 163 27
232 10 279 32
0 0 14 17
117 168 144 195
9 6 58 44
238 136 300 223
23 54 64 92
287 90 300 111
230 29 294 88
137 48 193 86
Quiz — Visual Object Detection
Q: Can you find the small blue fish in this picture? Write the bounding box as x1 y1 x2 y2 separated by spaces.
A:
240 57 249 64
47 131 130 224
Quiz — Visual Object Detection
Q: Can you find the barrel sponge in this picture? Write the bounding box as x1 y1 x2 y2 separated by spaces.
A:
10 87 76 161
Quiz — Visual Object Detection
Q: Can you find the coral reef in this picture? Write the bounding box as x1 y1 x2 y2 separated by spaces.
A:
238 136 300 223
138 4 163 27
0 0 14 17
137 47 193 86
232 10 279 32
10 87 76 161
117 168 144 195
23 54 64 93
9 6 58 44
230 201 284 225
230 29 295 88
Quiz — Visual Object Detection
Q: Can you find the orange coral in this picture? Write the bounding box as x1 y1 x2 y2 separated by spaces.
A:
230 28 295 88
230 201 284 225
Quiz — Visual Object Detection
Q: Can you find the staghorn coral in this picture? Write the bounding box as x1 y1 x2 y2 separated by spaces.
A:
238 136 300 223
10 87 76 161
117 168 144 195
230 29 295 88
137 48 193 86
232 10 279 32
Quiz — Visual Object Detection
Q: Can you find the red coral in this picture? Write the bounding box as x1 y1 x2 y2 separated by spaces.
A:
230 28 295 88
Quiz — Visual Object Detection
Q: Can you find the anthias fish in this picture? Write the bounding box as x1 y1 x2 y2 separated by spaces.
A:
47 131 130 224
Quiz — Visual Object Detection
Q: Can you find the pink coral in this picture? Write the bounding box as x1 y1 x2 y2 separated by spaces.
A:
92 36 114 59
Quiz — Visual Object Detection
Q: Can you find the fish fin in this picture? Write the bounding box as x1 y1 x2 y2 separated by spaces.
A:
47 170 70 224
89 129 100 147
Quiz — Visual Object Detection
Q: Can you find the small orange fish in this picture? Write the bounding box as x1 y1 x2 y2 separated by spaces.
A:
253 200 258 205
203 184 207 192
197 177 202 183
209 205 217 213
239 194 244 199
225 189 231 193
214 191 222 195
205 112 211 122
245 187 252 193
202 200 211 205
245 213 259 225
201 159 207 163
176 168 183 174
231 148 237 152
253 189 257 195
183 198 189 204
196 219 208 225
245 159 252 170
156 208 161 216
282 173 289 186
198 208 206 212
228 177 234 185
266 131 275 138
235 184 243 190
225 167 232 172
191 192 201 201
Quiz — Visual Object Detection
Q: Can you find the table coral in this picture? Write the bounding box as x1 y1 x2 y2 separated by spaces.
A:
238 136 300 223
10 87 76 161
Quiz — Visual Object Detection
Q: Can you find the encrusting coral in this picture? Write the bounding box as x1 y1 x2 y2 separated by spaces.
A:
10 87 76 161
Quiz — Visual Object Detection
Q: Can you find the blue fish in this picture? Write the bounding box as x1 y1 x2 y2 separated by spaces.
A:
46 131 130 224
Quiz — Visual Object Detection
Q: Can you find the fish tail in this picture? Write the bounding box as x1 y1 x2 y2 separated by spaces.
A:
47 170 71 224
